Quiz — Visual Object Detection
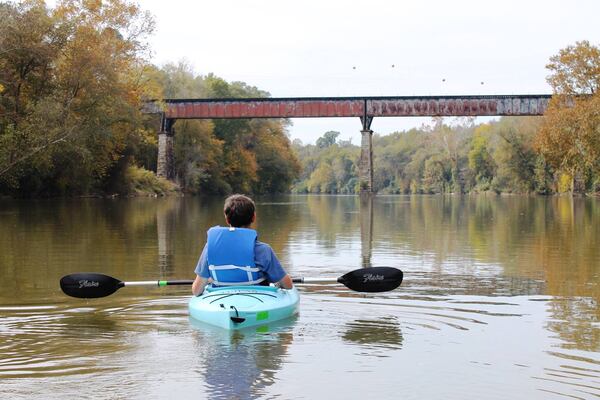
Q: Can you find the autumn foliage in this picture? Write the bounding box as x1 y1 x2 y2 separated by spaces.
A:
0 1 300 196
0 0 156 195
536 41 600 194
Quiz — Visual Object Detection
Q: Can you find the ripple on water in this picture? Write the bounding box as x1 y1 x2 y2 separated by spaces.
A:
292 287 600 399
298 286 493 333
534 355 600 400
0 309 122 378
0 296 192 380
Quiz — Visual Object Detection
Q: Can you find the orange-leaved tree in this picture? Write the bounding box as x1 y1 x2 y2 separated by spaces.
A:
536 41 600 194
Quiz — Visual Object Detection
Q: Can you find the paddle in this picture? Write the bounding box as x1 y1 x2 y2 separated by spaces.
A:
59 274 193 299
292 267 403 293
60 267 403 298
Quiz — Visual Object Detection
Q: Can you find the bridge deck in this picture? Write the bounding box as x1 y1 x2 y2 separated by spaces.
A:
145 95 552 119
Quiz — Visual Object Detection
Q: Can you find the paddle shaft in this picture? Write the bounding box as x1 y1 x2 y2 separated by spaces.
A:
292 277 339 284
123 280 194 287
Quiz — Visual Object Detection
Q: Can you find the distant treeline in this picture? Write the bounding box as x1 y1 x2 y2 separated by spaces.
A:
0 1 598 197
292 117 566 195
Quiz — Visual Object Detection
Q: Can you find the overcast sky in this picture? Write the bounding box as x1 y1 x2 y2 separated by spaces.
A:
142 0 600 144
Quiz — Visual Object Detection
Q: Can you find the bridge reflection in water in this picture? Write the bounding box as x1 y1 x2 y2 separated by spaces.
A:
360 194 373 269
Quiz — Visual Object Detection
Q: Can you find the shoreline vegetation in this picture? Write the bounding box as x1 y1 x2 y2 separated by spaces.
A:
0 1 599 199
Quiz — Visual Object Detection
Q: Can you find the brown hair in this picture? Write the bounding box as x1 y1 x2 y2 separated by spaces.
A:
224 194 255 227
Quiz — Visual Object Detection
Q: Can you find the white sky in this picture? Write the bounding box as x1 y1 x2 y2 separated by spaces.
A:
141 0 600 144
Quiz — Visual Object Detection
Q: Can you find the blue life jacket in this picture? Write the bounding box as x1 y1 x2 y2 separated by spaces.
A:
206 226 265 286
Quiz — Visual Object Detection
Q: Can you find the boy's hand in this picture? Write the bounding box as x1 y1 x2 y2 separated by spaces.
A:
277 274 294 289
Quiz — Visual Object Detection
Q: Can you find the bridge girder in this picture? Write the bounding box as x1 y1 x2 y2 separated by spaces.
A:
145 95 551 120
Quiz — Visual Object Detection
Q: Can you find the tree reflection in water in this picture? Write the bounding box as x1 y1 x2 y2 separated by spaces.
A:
342 317 403 357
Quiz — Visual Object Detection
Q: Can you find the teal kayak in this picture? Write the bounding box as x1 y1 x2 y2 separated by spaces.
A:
188 285 299 330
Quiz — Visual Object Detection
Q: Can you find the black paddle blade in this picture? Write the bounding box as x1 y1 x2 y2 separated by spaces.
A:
338 267 403 293
60 273 123 298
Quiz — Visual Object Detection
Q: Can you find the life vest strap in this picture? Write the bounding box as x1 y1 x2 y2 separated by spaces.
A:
208 264 266 286
209 264 261 272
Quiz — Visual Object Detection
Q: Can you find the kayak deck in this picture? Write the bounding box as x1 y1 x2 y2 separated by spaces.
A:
188 285 299 330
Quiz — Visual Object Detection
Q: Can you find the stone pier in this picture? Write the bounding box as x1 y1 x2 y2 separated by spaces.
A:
359 129 374 193
157 116 175 180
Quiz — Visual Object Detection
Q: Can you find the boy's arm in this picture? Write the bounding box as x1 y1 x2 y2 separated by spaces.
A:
192 244 210 295
257 243 293 289
192 275 208 296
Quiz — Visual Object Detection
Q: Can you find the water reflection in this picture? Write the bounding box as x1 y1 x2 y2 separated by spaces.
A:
359 194 373 268
342 317 403 356
156 197 180 274
190 318 296 399
546 297 599 352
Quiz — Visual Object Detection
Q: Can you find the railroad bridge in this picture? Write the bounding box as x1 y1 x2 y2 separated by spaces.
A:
144 94 552 192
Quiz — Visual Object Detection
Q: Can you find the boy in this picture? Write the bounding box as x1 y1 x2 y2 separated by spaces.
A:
192 194 294 296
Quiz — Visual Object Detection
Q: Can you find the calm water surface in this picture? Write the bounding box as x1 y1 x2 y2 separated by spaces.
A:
0 195 599 399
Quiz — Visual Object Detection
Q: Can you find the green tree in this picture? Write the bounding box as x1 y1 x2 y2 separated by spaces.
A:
428 118 472 193
488 117 541 193
422 157 447 194
468 130 496 189
292 133 358 194
316 131 340 148
251 119 301 193
533 154 553 194
173 119 227 193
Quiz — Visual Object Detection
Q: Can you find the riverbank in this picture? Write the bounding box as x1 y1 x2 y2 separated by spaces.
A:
121 166 180 197
0 166 180 199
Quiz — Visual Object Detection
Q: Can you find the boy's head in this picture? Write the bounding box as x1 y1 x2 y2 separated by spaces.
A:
223 194 256 227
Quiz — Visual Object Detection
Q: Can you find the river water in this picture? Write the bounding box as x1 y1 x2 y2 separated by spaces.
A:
0 195 598 399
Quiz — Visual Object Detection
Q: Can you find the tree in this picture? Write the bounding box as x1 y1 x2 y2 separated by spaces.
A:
308 162 335 193
291 132 359 194
546 40 599 95
0 0 155 195
422 157 446 194
536 41 600 194
316 131 339 148
173 119 227 193
252 119 301 193
427 118 473 193
489 117 541 193
150 64 300 194
468 129 495 189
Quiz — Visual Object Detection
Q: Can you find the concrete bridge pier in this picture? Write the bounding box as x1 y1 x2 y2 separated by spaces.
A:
359 115 374 193
157 114 175 180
